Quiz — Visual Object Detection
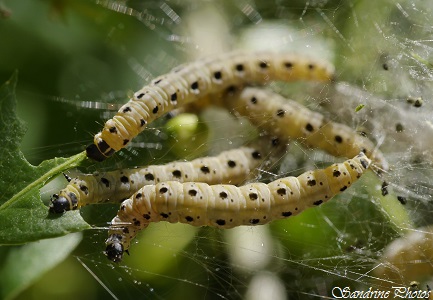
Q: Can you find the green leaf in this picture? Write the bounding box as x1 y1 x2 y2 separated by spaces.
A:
0 72 91 245
0 233 82 300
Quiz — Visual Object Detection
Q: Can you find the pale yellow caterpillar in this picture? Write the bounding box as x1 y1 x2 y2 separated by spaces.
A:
105 152 371 262
87 51 335 161
373 225 433 286
50 145 275 213
221 87 388 170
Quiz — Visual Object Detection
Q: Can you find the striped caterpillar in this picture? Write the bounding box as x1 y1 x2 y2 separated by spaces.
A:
86 51 335 161
221 87 388 170
105 152 371 262
50 144 280 213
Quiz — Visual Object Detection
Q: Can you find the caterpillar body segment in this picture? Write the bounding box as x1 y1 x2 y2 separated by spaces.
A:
50 145 279 213
87 51 335 161
105 152 371 262
222 87 388 170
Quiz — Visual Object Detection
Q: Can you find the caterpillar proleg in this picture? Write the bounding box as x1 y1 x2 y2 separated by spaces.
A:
87 51 335 161
50 144 279 213
105 152 371 262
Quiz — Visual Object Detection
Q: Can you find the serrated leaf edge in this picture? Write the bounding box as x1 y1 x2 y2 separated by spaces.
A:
0 151 87 211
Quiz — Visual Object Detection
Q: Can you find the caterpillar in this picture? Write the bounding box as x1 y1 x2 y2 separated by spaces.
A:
50 143 281 213
373 225 433 288
86 51 335 161
220 87 388 170
105 152 371 262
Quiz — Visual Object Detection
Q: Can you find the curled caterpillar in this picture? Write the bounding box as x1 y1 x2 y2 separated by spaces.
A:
50 144 279 213
221 87 388 170
87 51 335 161
105 152 371 262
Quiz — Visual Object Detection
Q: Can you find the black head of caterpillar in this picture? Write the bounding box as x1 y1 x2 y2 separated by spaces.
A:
49 193 78 213
49 173 78 213
87 51 335 161
105 152 371 262
86 142 113 162
104 234 129 263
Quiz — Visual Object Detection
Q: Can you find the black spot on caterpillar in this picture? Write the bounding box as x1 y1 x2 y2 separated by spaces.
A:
381 181 389 196
396 123 404 132
87 51 335 161
105 152 371 262
50 145 276 213
397 196 407 205
220 87 388 170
